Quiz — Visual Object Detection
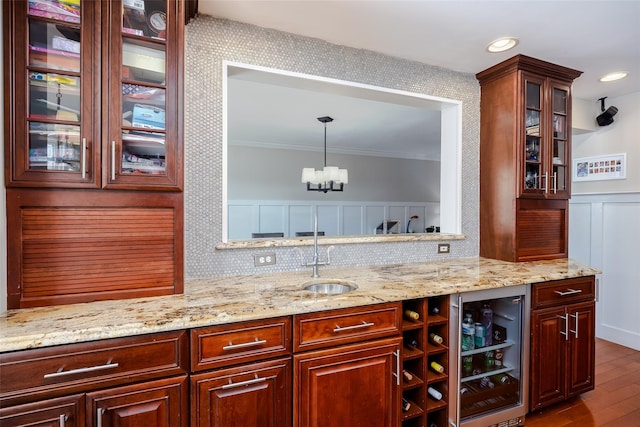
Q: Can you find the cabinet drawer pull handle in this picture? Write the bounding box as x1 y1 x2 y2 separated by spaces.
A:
392 350 400 386
222 337 267 351
81 138 86 180
333 320 375 333
96 408 105 427
552 172 558 193
111 141 116 181
542 172 549 193
559 314 568 341
554 288 582 296
44 362 119 379
221 374 267 389
59 414 68 427
570 312 579 338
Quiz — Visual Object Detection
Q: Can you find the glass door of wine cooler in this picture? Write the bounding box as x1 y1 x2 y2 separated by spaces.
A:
449 285 530 427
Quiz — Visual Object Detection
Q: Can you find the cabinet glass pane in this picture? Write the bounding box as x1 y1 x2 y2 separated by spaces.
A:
553 88 567 115
525 136 541 191
28 0 81 23
29 72 80 122
553 139 566 165
553 114 566 139
29 122 81 171
553 165 567 193
123 85 166 130
122 42 166 85
123 0 167 40
526 82 541 109
526 110 540 136
28 20 81 72
122 131 166 175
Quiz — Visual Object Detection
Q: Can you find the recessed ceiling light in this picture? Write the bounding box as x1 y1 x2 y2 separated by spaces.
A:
487 37 519 53
600 72 628 82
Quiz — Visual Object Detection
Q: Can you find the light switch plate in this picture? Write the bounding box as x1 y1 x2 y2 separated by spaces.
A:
437 243 450 254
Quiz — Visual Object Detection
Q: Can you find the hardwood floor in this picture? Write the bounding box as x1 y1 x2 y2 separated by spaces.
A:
525 338 640 427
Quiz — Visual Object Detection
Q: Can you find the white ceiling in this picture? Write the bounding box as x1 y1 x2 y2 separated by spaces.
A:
199 0 640 159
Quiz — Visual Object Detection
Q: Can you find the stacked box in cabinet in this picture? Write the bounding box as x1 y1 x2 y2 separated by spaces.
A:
401 296 449 427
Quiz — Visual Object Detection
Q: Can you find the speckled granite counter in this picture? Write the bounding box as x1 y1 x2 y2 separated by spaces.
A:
0 257 599 353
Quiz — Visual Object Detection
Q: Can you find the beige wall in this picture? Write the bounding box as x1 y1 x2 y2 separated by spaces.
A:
572 92 640 194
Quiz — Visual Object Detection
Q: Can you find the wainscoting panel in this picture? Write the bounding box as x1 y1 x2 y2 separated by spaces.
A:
228 200 439 240
569 192 640 350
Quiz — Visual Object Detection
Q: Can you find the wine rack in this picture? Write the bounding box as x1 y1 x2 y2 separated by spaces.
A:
401 296 449 427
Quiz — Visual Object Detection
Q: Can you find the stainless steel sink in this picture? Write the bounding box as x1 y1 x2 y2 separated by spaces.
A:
302 280 358 295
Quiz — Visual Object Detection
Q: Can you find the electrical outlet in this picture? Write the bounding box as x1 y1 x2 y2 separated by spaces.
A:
437 243 450 254
254 253 276 266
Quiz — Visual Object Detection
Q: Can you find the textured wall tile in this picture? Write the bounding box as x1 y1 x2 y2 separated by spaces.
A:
184 16 480 278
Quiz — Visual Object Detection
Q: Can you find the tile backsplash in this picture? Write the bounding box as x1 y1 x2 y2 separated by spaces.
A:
184 15 480 278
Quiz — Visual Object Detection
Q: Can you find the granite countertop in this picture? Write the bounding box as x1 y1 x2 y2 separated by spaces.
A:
0 257 600 353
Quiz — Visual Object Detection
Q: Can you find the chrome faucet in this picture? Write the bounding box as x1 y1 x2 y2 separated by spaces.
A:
297 212 334 278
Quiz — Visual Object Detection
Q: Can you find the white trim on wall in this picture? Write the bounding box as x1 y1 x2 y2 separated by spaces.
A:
569 192 640 350
228 200 440 240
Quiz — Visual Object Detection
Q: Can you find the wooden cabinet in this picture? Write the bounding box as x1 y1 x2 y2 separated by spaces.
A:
191 358 291 427
293 303 402 427
190 317 292 427
0 394 84 427
476 55 582 262
87 376 187 427
3 0 184 189
5 188 183 308
0 331 189 427
529 276 596 411
3 0 185 308
400 297 449 427
294 337 401 427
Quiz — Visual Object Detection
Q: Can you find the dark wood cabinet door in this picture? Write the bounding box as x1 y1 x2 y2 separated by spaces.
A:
567 301 596 397
3 0 101 189
86 376 187 427
190 358 291 427
294 337 401 427
530 306 567 411
0 394 84 427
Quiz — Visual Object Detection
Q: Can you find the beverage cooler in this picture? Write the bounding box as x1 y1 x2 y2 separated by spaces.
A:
448 285 530 427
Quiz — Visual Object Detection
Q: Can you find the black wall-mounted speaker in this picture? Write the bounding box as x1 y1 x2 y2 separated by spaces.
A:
596 98 618 126
597 106 618 126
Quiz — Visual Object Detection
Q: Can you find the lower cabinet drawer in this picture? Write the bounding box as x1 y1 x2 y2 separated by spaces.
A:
0 331 188 406
190 317 291 371
293 302 402 352
531 276 595 309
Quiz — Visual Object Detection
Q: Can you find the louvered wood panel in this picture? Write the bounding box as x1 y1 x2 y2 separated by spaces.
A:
19 208 176 302
517 204 567 260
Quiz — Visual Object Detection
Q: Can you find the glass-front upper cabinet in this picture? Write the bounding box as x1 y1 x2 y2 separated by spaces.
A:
521 74 572 199
4 0 183 190
6 0 100 187
103 0 183 190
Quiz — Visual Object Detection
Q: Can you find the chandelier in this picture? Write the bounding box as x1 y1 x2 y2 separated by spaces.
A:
301 116 349 192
